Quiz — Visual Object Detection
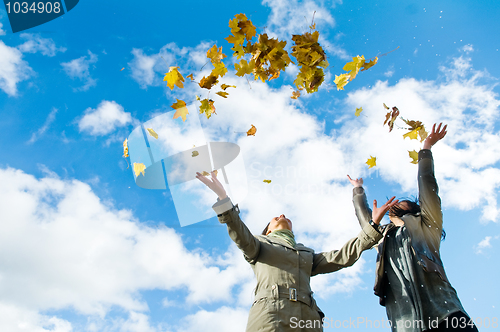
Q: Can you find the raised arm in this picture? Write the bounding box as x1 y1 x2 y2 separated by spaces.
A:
418 123 447 232
196 172 260 263
311 194 398 275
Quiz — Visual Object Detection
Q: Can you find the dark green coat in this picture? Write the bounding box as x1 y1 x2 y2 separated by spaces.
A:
213 197 382 331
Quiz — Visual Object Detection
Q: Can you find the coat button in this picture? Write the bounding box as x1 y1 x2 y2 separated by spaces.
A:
272 285 276 290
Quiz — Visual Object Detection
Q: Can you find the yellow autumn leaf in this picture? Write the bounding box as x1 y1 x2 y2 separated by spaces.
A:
133 163 146 177
171 99 189 122
216 91 229 98
343 55 365 80
334 73 350 90
206 44 227 64
418 127 428 142
146 128 158 139
361 57 378 71
366 156 376 169
192 151 199 157
247 124 257 136
221 84 236 90
403 127 420 140
291 90 301 99
211 62 228 78
199 98 216 119
263 179 271 183
123 139 129 158
163 66 184 90
234 59 254 77
201 171 210 176
186 73 195 81
199 75 219 90
408 150 419 164
355 107 363 117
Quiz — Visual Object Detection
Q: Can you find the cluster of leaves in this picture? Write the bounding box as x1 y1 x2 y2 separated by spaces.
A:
356 103 429 168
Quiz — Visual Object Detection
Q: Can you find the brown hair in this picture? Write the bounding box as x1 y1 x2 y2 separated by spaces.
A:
261 222 270 235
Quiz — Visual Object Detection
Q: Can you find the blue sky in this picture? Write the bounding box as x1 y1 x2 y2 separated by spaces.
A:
0 0 499 331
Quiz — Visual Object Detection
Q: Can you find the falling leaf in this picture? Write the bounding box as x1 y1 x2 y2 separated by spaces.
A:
207 44 227 64
235 59 255 77
171 99 189 122
291 90 301 99
355 107 363 117
366 156 376 169
216 91 229 98
401 118 428 142
201 171 210 176
383 103 390 110
408 150 418 164
361 57 378 71
199 98 216 119
334 74 350 90
291 31 327 93
187 74 195 81
221 84 236 90
263 179 271 183
211 62 228 78
192 151 199 157
120 67 125 71
199 75 219 89
403 127 420 140
133 163 146 177
146 128 158 139
309 23 316 30
163 66 185 90
123 139 129 158
343 55 365 80
383 107 399 132
247 124 257 136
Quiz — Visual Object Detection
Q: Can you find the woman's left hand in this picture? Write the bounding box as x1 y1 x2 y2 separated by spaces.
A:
423 122 447 150
347 175 363 187
372 197 399 225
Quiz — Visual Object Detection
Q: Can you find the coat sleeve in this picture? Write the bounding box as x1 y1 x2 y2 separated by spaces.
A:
212 197 260 264
417 149 443 232
352 186 372 229
311 224 382 275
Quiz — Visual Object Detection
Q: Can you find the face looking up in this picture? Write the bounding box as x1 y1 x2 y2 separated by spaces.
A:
266 214 292 235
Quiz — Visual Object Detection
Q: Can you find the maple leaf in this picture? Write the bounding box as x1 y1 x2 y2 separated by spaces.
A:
235 59 255 76
231 45 245 59
146 128 158 139
383 107 400 132
247 124 257 136
418 127 428 142
263 179 271 183
123 139 129 158
163 66 184 90
291 90 301 99
120 67 125 71
334 74 350 90
198 75 219 90
171 99 189 122
201 171 210 176
192 151 199 157
408 150 419 164
291 31 327 93
186 73 195 81
366 156 377 169
221 84 236 90
206 45 227 64
211 62 228 78
383 103 390 110
343 55 365 80
225 34 245 46
355 107 363 117
216 91 229 98
199 98 216 119
401 118 428 142
403 127 420 140
133 163 146 177
361 57 378 71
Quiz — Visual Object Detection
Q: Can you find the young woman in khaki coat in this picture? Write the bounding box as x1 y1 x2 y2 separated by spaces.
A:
196 170 398 331
348 123 478 332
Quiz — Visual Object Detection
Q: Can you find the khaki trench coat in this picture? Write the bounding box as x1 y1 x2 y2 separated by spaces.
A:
213 197 382 332
352 149 449 306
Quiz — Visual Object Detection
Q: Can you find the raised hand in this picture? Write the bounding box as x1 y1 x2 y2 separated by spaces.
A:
423 123 447 150
347 174 363 187
195 171 227 200
372 197 399 225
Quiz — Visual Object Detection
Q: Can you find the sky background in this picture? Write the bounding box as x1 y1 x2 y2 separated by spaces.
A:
0 0 499 331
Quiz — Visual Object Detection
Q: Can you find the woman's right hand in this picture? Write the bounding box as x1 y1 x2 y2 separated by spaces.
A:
372 197 399 225
196 171 227 200
347 174 363 187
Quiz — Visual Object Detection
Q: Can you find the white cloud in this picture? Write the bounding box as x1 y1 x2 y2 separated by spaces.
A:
61 50 98 91
0 166 254 328
18 33 66 56
78 100 132 136
128 42 210 89
0 22 6 35
28 108 58 143
474 235 499 254
176 306 248 332
0 40 33 96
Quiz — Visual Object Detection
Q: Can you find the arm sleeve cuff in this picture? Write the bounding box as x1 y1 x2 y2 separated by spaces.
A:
212 196 234 215
419 149 432 161
353 186 365 195
361 223 383 244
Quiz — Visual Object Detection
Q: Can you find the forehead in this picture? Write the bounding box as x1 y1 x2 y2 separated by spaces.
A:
399 201 410 209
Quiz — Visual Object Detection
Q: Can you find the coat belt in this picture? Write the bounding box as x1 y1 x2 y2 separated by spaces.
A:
254 285 312 306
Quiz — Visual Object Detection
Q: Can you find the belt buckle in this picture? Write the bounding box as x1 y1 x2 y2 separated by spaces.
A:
289 288 297 301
